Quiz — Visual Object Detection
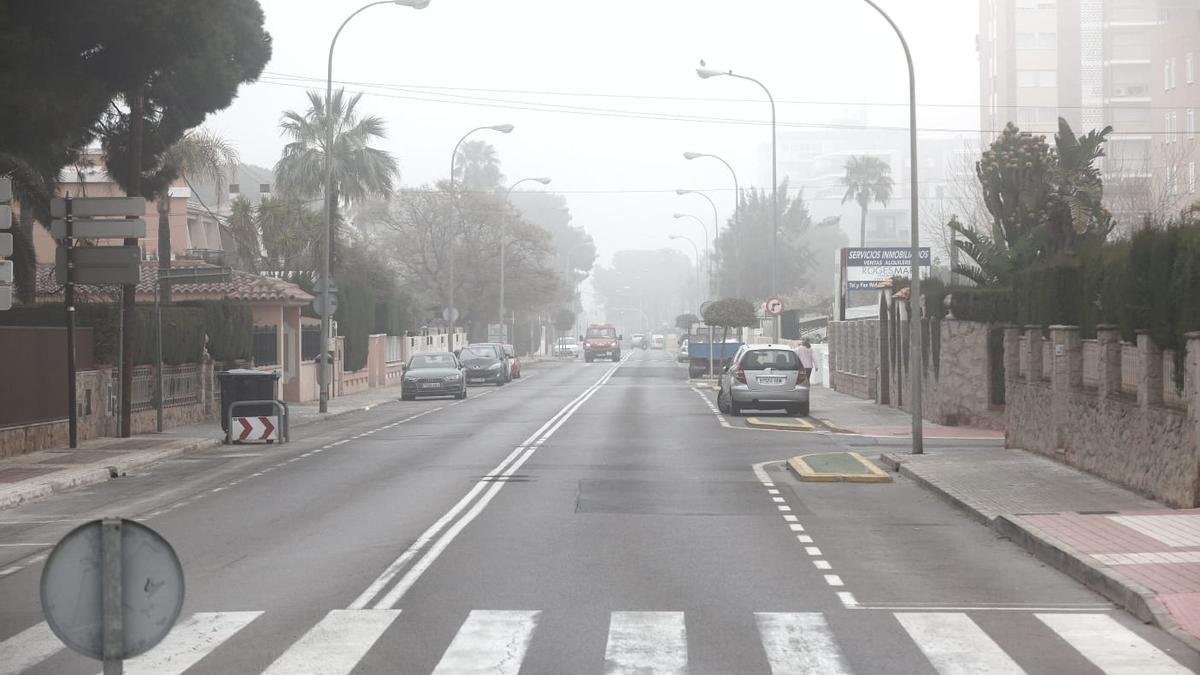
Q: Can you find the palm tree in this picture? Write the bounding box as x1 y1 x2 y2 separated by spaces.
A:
454 140 504 192
154 129 239 302
274 88 397 271
841 155 894 247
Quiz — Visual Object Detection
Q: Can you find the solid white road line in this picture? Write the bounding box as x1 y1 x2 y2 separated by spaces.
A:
895 612 1026 674
0 622 64 675
755 612 852 675
366 357 627 609
261 609 401 675
119 611 262 675
603 611 688 675
1036 613 1192 674
432 610 540 675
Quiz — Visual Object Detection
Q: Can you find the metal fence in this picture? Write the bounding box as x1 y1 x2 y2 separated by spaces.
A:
131 364 203 413
386 335 404 363
253 327 278 366
301 325 321 362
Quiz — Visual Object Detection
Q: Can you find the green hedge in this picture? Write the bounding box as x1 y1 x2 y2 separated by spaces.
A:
0 301 252 365
950 288 1014 323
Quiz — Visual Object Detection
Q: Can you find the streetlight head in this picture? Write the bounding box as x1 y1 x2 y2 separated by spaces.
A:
672 213 686 219
491 124 515 133
696 67 725 79
675 189 691 196
393 0 430 8
534 177 552 185
683 152 703 160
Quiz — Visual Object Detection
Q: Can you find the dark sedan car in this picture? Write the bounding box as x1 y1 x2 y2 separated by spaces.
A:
401 352 466 400
459 343 509 385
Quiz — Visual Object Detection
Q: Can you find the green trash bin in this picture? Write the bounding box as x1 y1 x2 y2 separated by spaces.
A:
216 369 279 432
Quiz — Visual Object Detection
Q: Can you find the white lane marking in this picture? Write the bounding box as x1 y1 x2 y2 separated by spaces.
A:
262 609 401 675
1036 613 1192 674
805 547 822 556
788 524 805 532
772 497 786 503
755 612 852 675
814 560 833 570
751 461 782 485
1091 551 1200 566
837 592 859 609
358 356 628 610
824 575 844 587
0 543 52 547
777 505 792 512
895 612 1026 675
767 489 780 495
432 610 540 675
0 622 64 675
797 535 813 543
118 611 262 675
603 611 687 674
782 515 798 523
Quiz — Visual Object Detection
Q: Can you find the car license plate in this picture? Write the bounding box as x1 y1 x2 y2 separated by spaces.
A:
421 382 441 389
758 377 784 385
469 378 484 383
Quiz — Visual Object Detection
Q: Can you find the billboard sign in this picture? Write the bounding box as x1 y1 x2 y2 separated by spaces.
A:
844 247 931 291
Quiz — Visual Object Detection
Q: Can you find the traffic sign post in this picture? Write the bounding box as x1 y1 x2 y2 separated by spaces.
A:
765 297 784 344
0 178 11 312
41 518 184 674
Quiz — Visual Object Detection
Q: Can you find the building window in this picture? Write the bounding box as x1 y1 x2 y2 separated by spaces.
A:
1017 70 1057 88
1189 109 1196 139
1166 112 1173 142
1189 52 1196 84
1170 165 1178 195
1172 58 1178 89
1166 61 1173 91
1190 162 1197 194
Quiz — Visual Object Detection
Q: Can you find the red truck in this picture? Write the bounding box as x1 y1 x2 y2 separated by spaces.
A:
582 324 622 362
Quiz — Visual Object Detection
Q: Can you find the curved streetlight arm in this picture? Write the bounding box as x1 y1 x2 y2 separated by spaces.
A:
500 176 553 328
668 235 703 312
450 126 497 192
860 0 923 454
684 152 741 296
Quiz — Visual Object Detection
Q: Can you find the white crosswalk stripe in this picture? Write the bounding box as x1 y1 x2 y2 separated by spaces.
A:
604 611 688 674
895 612 1027 674
1037 612 1194 674
116 611 262 675
432 609 540 675
1 608 1194 674
261 609 401 675
755 612 852 674
0 622 64 675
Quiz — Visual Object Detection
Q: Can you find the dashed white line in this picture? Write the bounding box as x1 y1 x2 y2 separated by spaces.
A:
788 524 805 532
824 575 844 587
797 535 813 543
814 560 832 570
777 505 792 512
782 515 798 523
805 547 822 556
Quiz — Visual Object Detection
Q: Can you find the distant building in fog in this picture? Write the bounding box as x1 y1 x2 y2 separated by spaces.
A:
978 0 1200 230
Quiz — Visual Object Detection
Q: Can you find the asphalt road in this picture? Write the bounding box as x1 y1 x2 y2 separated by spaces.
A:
1 348 1198 673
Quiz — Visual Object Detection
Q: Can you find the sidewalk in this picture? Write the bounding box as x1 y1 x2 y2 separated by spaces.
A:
878 445 1200 652
812 386 1005 440
0 382 410 511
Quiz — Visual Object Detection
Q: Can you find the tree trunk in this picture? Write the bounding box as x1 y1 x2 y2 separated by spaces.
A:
859 203 869 247
157 194 171 304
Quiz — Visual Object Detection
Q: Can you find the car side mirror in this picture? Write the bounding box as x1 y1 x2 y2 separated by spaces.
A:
578 335 584 342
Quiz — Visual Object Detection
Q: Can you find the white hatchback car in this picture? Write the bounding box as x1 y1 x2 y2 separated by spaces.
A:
717 344 810 416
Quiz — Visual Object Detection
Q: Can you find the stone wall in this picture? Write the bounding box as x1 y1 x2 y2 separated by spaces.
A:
889 319 1005 430
828 319 878 399
1004 326 1200 508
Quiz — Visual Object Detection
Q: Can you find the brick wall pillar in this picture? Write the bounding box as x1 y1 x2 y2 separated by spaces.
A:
1186 332 1200 432
1025 325 1043 382
1137 330 1164 410
1050 325 1082 392
1097 325 1122 402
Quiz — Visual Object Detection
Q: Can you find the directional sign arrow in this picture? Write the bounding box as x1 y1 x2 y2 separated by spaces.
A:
260 416 275 439
237 417 253 441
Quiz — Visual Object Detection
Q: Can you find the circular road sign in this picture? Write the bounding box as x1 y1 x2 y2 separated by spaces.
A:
41 519 184 660
765 296 784 316
312 293 338 316
442 306 460 323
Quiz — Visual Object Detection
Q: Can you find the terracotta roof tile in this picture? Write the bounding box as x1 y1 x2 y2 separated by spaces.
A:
34 260 313 306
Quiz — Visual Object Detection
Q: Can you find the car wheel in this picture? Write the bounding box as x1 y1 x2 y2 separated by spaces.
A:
613 351 621 361
729 398 743 416
401 392 415 401
795 401 809 417
585 354 593 363
717 388 731 414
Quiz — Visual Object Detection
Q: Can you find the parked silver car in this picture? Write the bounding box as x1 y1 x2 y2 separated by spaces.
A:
717 344 809 416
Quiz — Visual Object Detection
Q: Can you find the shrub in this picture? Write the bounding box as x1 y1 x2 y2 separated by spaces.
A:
949 288 1014 323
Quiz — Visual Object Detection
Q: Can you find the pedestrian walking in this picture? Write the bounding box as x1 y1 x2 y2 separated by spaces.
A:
795 338 815 381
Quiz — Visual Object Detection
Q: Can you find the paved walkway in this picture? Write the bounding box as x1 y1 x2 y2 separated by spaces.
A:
813 386 1004 439
0 381 410 510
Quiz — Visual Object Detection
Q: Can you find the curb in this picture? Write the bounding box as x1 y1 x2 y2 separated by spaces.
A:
747 417 816 432
0 390 405 512
0 438 222 511
788 452 891 483
879 451 1200 655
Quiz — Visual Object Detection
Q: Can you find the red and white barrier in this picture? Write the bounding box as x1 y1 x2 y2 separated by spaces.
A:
233 416 278 442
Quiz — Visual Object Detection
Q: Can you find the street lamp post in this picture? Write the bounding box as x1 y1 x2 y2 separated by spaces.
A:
500 177 551 343
667 234 702 311
683 152 740 296
672 213 710 301
447 123 514 351
676 189 719 296
697 65 777 340
858 0 924 454
320 0 430 414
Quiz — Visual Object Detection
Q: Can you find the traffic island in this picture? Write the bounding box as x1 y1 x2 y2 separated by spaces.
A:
788 452 892 483
746 417 816 431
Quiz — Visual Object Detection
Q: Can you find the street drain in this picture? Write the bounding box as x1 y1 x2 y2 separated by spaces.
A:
477 475 534 482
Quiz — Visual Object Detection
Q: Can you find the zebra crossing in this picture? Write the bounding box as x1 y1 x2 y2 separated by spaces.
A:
0 608 1192 674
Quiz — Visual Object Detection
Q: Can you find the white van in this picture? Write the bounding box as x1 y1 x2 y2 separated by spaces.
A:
651 334 666 349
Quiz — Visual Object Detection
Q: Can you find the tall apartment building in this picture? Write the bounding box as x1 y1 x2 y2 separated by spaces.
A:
978 0 1199 230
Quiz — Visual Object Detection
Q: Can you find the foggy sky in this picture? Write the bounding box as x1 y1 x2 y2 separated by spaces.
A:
206 0 980 268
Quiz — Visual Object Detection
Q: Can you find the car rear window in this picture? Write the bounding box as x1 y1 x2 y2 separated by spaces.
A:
740 350 800 370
